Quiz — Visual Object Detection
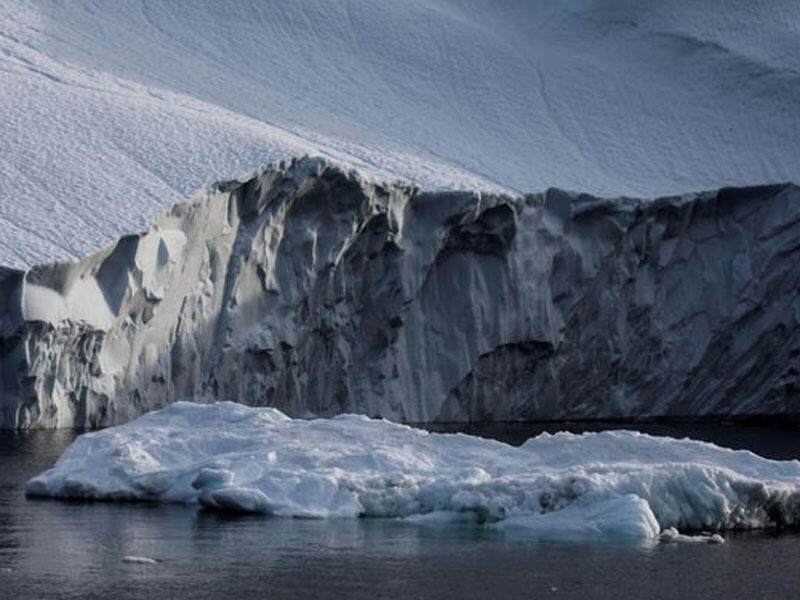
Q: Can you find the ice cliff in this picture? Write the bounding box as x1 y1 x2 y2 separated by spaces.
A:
1 156 799 428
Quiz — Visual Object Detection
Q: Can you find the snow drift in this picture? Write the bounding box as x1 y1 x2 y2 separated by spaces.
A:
2 156 800 428
25 401 800 540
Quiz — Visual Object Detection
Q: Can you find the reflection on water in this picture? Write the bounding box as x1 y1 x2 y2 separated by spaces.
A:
2 422 800 599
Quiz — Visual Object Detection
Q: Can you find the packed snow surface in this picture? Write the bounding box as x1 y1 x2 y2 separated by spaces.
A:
2 0 800 267
26 402 800 540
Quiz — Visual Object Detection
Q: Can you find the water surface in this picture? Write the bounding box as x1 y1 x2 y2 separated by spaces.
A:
2 423 800 599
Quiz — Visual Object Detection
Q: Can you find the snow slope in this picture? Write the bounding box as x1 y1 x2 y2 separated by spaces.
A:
2 0 800 268
25 401 800 540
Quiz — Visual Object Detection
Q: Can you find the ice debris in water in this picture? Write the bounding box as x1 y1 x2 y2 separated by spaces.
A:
658 527 725 544
25 402 800 540
122 556 159 564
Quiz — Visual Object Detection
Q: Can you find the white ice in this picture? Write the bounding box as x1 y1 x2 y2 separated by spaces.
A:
26 402 800 541
2 0 800 268
121 556 159 565
658 527 724 545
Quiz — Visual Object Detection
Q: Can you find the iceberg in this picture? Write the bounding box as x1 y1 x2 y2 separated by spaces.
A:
26 402 800 540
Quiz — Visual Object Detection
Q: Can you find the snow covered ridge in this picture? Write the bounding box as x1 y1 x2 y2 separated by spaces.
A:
1 155 800 428
24 402 800 540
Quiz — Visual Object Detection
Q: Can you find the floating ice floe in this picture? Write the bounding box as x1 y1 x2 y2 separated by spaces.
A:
26 402 800 541
658 527 724 544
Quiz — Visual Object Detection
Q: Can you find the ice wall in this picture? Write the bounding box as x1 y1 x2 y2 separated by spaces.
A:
1 156 799 428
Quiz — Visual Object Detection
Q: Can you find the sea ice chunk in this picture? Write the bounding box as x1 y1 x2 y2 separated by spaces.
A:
658 527 725 544
122 556 159 564
26 402 800 540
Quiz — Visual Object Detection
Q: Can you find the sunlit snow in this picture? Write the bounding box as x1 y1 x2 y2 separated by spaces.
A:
2 0 800 267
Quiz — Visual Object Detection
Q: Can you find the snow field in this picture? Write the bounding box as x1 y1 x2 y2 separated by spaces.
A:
2 0 800 267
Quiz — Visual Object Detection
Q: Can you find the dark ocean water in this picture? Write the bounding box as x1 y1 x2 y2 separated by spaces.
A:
2 422 800 600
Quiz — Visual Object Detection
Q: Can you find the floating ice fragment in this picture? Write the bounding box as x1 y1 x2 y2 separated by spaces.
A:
659 527 725 544
122 556 159 564
25 402 800 541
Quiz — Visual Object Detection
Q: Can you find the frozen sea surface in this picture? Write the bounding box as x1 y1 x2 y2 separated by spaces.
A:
4 420 800 599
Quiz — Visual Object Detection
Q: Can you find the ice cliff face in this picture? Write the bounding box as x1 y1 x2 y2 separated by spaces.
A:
1 156 799 428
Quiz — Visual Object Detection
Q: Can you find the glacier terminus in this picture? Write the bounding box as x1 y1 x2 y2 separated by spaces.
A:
1 157 798 428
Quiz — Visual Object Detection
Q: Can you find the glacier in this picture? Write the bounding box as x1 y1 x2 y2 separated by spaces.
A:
25 401 800 540
2 156 800 428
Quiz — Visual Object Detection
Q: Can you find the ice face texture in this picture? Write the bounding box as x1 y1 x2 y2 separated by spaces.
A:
2 156 800 428
24 402 800 539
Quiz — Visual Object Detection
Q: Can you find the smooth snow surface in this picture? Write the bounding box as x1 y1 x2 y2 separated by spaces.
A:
26 402 800 540
2 0 800 268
